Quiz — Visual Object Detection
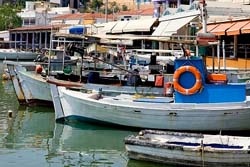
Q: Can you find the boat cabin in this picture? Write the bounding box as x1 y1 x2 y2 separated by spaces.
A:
174 57 246 103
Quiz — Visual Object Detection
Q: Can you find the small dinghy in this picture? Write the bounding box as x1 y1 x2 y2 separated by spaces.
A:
125 130 250 166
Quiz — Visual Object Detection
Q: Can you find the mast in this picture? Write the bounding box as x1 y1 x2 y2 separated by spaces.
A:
199 0 207 33
196 0 216 46
105 0 108 23
197 0 220 72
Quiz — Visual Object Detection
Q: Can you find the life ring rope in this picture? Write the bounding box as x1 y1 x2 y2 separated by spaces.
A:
173 65 202 95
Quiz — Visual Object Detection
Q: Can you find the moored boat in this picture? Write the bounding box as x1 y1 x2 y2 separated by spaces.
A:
4 60 36 104
16 70 85 106
125 130 250 166
51 57 250 131
6 57 171 106
0 48 38 60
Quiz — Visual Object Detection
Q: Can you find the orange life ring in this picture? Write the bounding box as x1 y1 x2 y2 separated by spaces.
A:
173 65 202 95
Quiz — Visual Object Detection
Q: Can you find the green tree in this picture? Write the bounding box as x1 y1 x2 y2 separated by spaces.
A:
0 4 22 31
89 0 104 12
122 5 128 11
109 1 120 13
79 0 91 13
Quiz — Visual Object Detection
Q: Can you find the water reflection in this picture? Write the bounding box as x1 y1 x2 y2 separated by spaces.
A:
0 105 55 166
0 71 171 166
1 106 54 149
48 121 136 166
0 104 136 167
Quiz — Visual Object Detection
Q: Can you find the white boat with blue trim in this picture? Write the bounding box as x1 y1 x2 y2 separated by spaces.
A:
51 57 250 131
125 130 250 166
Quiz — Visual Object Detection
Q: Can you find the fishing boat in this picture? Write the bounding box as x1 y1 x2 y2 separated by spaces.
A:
4 61 36 104
15 69 85 106
125 130 250 166
34 48 79 73
16 68 171 106
4 57 83 106
5 37 176 106
6 58 171 106
4 44 82 106
5 42 174 106
0 48 38 60
51 56 250 131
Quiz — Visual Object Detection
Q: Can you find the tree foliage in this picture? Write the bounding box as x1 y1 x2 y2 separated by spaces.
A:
122 5 128 11
89 0 104 12
109 1 119 13
0 4 22 31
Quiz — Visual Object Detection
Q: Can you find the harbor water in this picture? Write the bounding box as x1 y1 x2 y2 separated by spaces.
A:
0 61 171 167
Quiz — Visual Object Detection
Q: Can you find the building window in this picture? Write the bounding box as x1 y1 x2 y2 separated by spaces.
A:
30 19 35 24
23 18 36 26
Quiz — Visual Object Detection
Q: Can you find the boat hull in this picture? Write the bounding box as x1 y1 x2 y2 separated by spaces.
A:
126 145 250 167
17 70 53 106
0 49 38 60
125 130 250 166
54 86 250 131
5 61 36 104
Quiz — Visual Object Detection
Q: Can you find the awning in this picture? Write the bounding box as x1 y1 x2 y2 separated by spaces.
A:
152 21 170 36
152 15 197 37
207 24 219 32
123 18 157 32
210 22 235 36
100 38 133 45
241 22 250 34
226 20 250 35
197 24 219 34
111 21 129 34
99 21 117 34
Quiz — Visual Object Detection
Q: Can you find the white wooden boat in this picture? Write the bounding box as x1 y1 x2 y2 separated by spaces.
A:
51 85 250 131
4 61 36 104
0 49 38 60
8 65 168 106
5 57 169 106
125 130 250 166
16 70 53 105
16 70 84 106
51 57 250 131
4 57 83 106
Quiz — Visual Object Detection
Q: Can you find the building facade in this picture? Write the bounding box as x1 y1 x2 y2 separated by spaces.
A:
18 1 77 27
